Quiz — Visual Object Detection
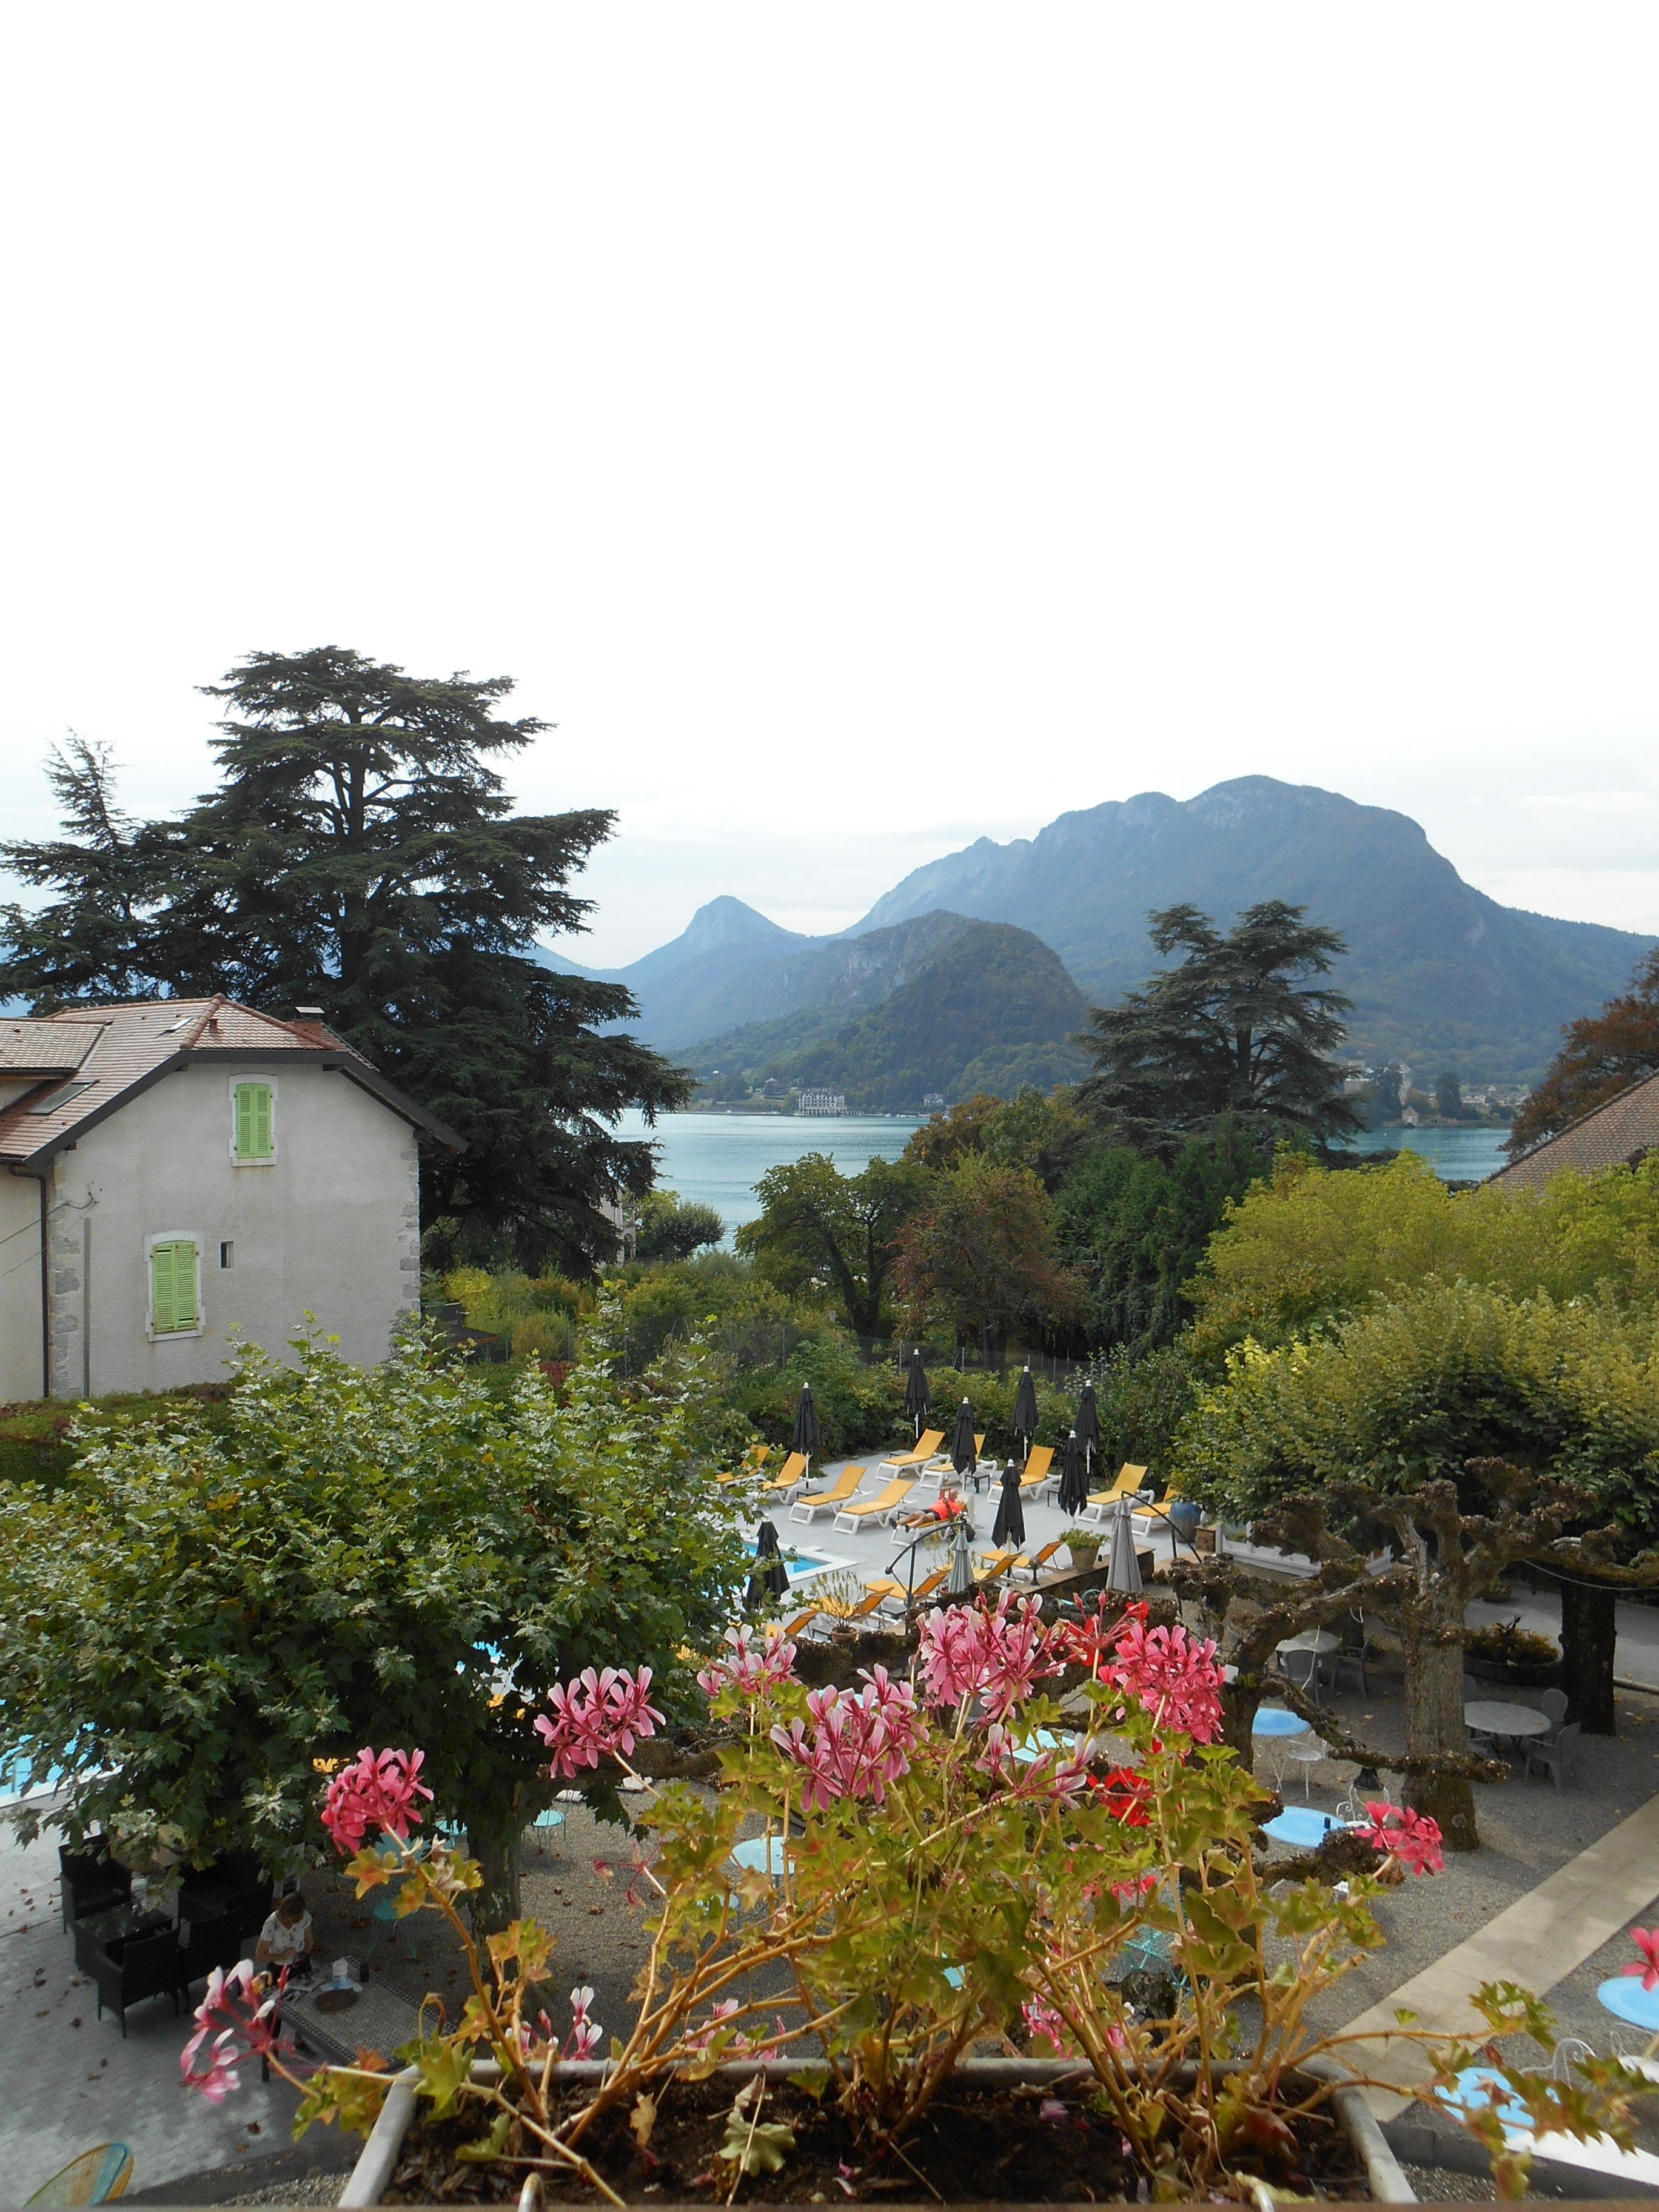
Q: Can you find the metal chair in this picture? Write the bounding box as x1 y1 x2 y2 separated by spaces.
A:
1284 1735 1325 1801
1333 1612 1373 1698
1524 1720 1581 1789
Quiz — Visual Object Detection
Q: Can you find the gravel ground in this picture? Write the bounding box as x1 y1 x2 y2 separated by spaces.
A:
218 2174 345 2206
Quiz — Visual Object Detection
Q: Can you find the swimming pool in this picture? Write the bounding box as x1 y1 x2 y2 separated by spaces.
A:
742 1538 853 1588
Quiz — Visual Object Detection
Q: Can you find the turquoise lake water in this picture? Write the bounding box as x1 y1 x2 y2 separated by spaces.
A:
615 1110 1507 1238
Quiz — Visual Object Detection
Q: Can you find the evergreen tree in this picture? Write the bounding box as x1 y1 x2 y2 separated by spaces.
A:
0 648 689 1268
1079 900 1360 1154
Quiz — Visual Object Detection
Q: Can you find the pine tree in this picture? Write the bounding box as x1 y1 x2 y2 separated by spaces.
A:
0 648 688 1267
1079 901 1359 1154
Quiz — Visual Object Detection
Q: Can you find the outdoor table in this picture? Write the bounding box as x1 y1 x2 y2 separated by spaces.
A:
1276 1631 1338 1656
1262 1805 1345 1848
730 1835 794 1879
1463 1701 1550 1740
1251 1707 1311 1737
286 1973 424 2066
1597 1975 1659 2031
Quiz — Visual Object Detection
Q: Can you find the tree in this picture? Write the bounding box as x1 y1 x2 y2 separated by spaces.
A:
1055 1118 1274 1352
1434 1069 1463 1119
735 1154 930 1336
0 649 689 1269
1079 902 1360 1155
635 1190 726 1263
0 1313 746 1931
1507 947 1659 1156
1184 1150 1659 1365
894 1155 1084 1358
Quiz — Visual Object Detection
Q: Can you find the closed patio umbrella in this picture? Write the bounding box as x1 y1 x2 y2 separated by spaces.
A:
947 1512 976 1597
903 1349 931 1443
1107 1496 1143 1594
1056 1428 1088 1517
1074 1381 1101 1478
950 1398 977 1479
746 1518 791 1610
1012 1365 1039 1462
991 1461 1025 1551
791 1384 821 1478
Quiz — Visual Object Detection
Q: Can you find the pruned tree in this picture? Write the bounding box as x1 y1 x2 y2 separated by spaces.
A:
736 1153 930 1337
1507 947 1659 1156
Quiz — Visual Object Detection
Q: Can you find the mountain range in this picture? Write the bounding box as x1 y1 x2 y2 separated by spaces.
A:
540 776 1657 1096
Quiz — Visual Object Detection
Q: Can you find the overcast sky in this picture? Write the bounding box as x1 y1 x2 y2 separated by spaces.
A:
5 6 1659 967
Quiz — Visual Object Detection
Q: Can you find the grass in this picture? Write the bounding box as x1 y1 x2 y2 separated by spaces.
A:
0 1382 233 1489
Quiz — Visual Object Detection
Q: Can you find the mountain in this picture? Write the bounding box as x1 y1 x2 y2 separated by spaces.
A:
686 917 1089 1111
851 777 1654 1080
532 896 813 1047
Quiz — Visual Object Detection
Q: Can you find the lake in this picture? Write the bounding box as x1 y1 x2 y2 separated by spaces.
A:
615 1109 925 1236
615 1109 1507 1238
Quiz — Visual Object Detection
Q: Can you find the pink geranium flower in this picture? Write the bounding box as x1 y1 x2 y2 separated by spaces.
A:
1355 1799 1444 1876
564 1983 603 2059
698 1623 799 1700
771 1673 920 1811
181 1960 289 2102
1620 1927 1659 1991
1107 1618 1224 1745
536 1666 665 1779
917 1593 1061 1717
320 1746 433 1854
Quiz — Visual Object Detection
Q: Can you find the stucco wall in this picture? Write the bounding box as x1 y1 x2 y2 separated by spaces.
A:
0 1171 44 1401
41 1059 421 1397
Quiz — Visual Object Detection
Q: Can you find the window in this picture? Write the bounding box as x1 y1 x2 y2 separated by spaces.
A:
232 1079 275 1162
150 1239 200 1335
219 1240 234 1270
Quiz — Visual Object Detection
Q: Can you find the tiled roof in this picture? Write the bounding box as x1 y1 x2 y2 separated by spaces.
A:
0 1019 105 1077
1488 1070 1659 1191
0 996 458 1166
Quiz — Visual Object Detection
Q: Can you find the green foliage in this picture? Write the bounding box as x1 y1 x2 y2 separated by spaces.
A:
1186 1150 1659 1364
1465 1620 1560 1668
1509 945 1659 1155
736 1153 931 1335
1081 900 1361 1153
0 1309 747 1884
635 1189 725 1262
0 1384 235 1491
1086 1341 1198 1476
902 1086 1091 1187
1179 1276 1659 1541
1056 1119 1276 1352
0 649 690 1270
895 1154 1083 1352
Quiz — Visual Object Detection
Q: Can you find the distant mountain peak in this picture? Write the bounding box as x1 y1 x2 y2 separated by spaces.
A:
676 896 797 956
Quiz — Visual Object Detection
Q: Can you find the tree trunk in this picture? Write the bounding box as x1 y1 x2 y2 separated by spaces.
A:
468 1800 525 1935
1560 1579 1619 1735
1401 1633 1480 1851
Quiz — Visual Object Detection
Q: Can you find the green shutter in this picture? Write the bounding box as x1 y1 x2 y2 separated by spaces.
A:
151 1241 198 1333
233 1082 272 1159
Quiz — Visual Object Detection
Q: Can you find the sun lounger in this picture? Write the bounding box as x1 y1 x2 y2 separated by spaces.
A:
916 1433 986 1485
1081 1463 1150 1523
864 1566 948 1612
1018 1444 1056 1498
974 1550 1017 1590
716 1443 773 1487
777 1606 820 1640
816 1588 889 1631
1134 1478 1184 1520
788 1464 866 1523
879 1429 945 1476
760 1452 809 1496
1010 1538 1065 1582
834 1478 916 1532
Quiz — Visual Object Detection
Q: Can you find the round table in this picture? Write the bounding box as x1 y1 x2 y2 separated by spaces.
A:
730 1835 794 1878
1276 1631 1339 1656
1263 1806 1345 1848
1252 1706 1312 1738
1598 1974 1659 2031
1463 1701 1549 1740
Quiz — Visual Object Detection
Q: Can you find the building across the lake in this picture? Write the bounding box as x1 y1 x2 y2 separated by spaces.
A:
0 997 461 1399
796 1090 846 1116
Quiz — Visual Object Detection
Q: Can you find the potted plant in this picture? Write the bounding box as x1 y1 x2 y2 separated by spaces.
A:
1060 1524 1104 1570
1464 1618 1563 1689
185 1614 1647 2203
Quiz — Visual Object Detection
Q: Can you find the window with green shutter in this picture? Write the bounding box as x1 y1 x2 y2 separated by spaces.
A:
150 1240 199 1333
232 1081 274 1161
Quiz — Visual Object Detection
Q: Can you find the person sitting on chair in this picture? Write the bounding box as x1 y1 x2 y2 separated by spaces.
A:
255 1891 315 1980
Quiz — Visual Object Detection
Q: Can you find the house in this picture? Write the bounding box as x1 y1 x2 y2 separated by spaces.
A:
0 998 461 1401
1487 1070 1659 1193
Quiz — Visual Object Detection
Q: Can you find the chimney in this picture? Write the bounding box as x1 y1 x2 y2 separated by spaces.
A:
292 1005 328 1044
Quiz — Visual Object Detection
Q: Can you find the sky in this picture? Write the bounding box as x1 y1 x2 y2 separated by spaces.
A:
4 7 1659 968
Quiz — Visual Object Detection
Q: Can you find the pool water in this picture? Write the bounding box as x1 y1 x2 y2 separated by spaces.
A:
742 1538 852 1587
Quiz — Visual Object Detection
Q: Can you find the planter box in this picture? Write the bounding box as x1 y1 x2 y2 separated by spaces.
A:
1464 1654 1562 1690
341 2053 1414 2205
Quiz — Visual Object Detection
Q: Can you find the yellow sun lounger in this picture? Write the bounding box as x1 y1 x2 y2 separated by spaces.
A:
761 1452 809 1496
1018 1444 1056 1495
715 1443 773 1487
864 1566 949 1611
834 1478 916 1532
789 1464 866 1524
1081 1463 1149 1523
879 1429 945 1475
1010 1538 1066 1582
918 1434 985 1481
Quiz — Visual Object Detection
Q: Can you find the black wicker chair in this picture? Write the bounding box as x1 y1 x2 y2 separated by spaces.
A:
58 1844 129 1931
91 1927 179 2035
175 1909 249 2003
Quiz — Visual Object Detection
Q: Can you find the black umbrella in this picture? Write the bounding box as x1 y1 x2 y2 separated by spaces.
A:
991 1461 1026 1550
745 1518 791 1609
1012 1364 1039 1460
791 1383 821 1476
1056 1427 1089 1517
950 1397 977 1478
903 1349 931 1443
1074 1380 1101 1478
